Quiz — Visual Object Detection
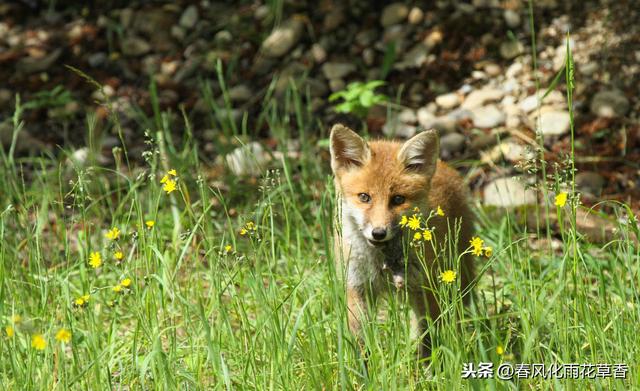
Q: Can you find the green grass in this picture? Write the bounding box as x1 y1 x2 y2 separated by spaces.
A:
1 46 639 391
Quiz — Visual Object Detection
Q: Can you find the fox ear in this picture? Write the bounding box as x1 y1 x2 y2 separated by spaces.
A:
330 124 370 172
398 129 439 177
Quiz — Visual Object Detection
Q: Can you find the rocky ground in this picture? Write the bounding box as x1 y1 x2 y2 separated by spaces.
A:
1 0 639 213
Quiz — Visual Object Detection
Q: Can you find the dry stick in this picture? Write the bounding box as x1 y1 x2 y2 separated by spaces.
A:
157 130 182 242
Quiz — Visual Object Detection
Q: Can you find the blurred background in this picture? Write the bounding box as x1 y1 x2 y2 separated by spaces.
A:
1 0 638 210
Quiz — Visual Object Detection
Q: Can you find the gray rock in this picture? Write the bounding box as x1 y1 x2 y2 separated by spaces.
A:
500 40 524 59
382 122 417 138
394 43 430 70
538 110 570 137
503 9 521 27
440 132 466 157
462 88 504 109
590 89 629 118
17 48 62 74
214 30 233 46
381 3 409 27
228 85 253 102
432 116 458 134
519 95 539 113
121 36 151 56
471 105 505 128
328 78 345 92
261 18 304 58
576 171 605 196
87 52 107 68
483 177 537 207
226 142 270 176
362 48 375 66
484 63 502 76
321 62 356 80
398 108 417 124
311 44 327 63
179 5 199 29
417 108 436 129
435 92 461 110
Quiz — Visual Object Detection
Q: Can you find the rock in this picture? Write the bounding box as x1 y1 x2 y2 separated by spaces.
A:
121 36 151 56
261 18 303 58
383 110 418 138
471 105 505 128
179 5 199 29
328 78 345 92
226 142 270 176
417 107 436 129
590 89 629 118
311 44 327 63
435 92 461 109
321 62 356 80
408 7 424 24
503 9 521 27
506 62 523 78
254 5 269 20
519 95 539 113
484 177 537 207
171 25 186 41
580 62 598 76
576 172 605 196
362 48 375 66
87 52 107 68
440 132 466 158
484 63 502 76
461 88 504 109
483 141 528 163
214 30 233 47
500 40 524 59
381 3 409 27
228 85 253 102
432 116 457 134
394 43 430 70
323 8 345 31
538 110 570 137
17 48 62 74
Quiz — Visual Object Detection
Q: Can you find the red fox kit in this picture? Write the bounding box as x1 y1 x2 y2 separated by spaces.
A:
330 124 474 358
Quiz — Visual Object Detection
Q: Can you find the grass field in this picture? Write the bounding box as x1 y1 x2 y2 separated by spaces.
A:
1 55 639 390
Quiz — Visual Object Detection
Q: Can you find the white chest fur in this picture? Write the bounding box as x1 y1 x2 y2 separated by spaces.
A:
340 207 384 288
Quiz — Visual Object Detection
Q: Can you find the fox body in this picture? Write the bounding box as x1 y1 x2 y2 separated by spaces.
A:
330 124 474 357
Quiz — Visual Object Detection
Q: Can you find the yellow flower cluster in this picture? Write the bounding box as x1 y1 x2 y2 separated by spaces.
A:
239 221 257 236
470 237 493 258
160 169 178 194
74 294 91 308
112 278 133 294
4 315 71 350
400 212 433 245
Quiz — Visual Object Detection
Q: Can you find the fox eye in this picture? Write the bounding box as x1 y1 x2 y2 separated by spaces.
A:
391 195 405 205
358 193 371 203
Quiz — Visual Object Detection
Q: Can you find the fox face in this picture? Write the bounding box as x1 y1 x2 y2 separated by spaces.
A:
330 124 439 247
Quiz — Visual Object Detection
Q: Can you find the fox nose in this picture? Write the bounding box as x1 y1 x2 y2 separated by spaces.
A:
371 227 387 241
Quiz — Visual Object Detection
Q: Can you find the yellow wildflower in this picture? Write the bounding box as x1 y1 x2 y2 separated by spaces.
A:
413 232 422 241
224 244 232 253
168 169 177 176
120 278 132 287
89 252 102 268
162 179 177 194
5 326 14 337
74 294 90 307
112 285 123 293
484 246 493 257
105 227 120 240
239 228 248 236
160 174 169 184
145 220 155 229
422 229 433 241
439 270 457 284
436 206 444 216
407 215 421 230
555 192 568 207
496 345 504 355
31 334 46 350
55 328 71 343
114 251 124 261
470 237 484 256
399 215 408 228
